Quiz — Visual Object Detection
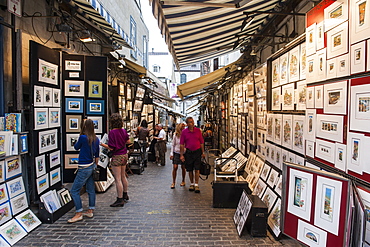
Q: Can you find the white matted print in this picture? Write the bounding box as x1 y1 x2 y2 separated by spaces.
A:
0 161 4 183
43 87 53 107
316 48 327 82
34 108 48 130
347 132 365 174
351 41 366 74
306 140 315 158
316 22 325 50
271 87 281 110
300 43 307 80
324 80 348 114
39 128 57 154
306 23 317 56
350 0 370 44
87 116 103 133
368 40 370 71
335 143 347 171
324 0 349 32
306 54 317 83
327 21 349 59
49 150 61 169
315 139 336 164
297 219 328 247
261 187 278 213
314 176 343 236
337 53 350 77
0 202 12 226
34 85 44 107
36 174 49 194
0 219 27 246
282 114 293 149
287 168 313 221
15 209 42 233
293 115 305 154
266 114 274 141
305 109 316 142
268 198 282 238
279 53 289 85
282 83 294 110
6 176 25 199
0 183 8 205
350 83 370 132
288 45 300 82
10 192 28 215
306 87 315 108
316 114 344 142
315 85 324 109
253 178 267 197
272 58 280 87
5 156 21 180
274 114 283 145
296 81 307 110
38 59 58 85
48 108 61 128
35 154 46 178
40 190 61 213
66 134 79 151
64 80 84 97
327 57 337 79
52 88 61 107
50 167 61 186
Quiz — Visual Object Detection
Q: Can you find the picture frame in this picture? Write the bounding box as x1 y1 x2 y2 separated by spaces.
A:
295 154 305 166
0 219 27 246
64 80 84 97
350 83 370 132
315 85 324 109
49 150 61 169
275 146 283 170
86 100 105 115
296 81 307 110
66 115 81 132
327 57 337 79
316 21 325 50
267 168 279 188
0 161 4 183
279 53 289 85
52 88 61 107
119 83 125 95
314 176 343 236
50 167 61 186
260 163 271 181
34 85 44 107
0 183 8 205
66 134 79 151
299 42 306 80
282 83 294 110
297 219 327 247
306 140 315 158
6 176 25 199
48 108 61 128
261 187 278 213
268 198 282 238
315 138 336 164
306 86 315 108
0 202 12 226
38 59 58 85
306 53 317 83
274 114 283 145
15 209 42 233
350 0 370 44
136 86 146 99
38 128 58 154
335 143 347 171
87 116 103 133
271 87 281 110
10 192 28 215
60 189 72 205
336 53 350 77
306 23 317 56
316 48 327 82
347 131 365 174
65 98 83 113
324 0 349 32
127 85 132 100
65 60 81 71
40 190 61 213
133 100 143 112
266 114 274 141
293 115 305 154
275 175 283 196
350 41 366 74
323 80 348 114
253 178 267 197
43 87 53 107
5 156 21 180
34 108 48 130
88 80 103 98
316 114 344 143
305 109 316 142
36 173 49 194
288 45 300 82
327 21 349 59
35 154 46 178
64 154 79 169
282 114 293 150
368 40 370 71
19 133 28 154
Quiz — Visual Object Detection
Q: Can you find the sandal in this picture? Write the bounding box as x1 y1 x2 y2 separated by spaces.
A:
180 182 186 187
171 183 175 189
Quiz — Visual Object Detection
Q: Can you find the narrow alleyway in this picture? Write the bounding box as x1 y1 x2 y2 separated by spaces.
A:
15 145 301 247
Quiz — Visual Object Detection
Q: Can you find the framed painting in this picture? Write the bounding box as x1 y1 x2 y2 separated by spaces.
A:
337 53 350 77
350 0 370 44
316 48 327 82
36 173 49 194
133 100 143 112
119 83 125 95
0 183 8 205
6 176 25 199
5 156 21 180
88 80 103 98
287 168 313 221
274 114 283 145
10 192 28 215
306 23 317 56
15 209 42 233
11 134 18 156
306 53 317 83
326 57 337 79
87 100 105 115
64 154 79 169
38 59 58 85
275 175 283 196
350 83 370 132
275 146 283 170
293 115 305 154
38 128 58 154
368 40 370 71
261 187 278 213
335 143 347 171
324 0 349 32
50 167 61 186
127 85 132 100
49 150 61 169
316 21 325 50
260 163 271 181
19 133 28 154
267 168 279 188
288 45 300 82
60 189 72 205
279 53 289 85
347 132 365 174
253 178 267 197
0 219 27 246
282 83 294 110
35 154 46 178
297 219 327 247
0 161 4 183
295 155 305 166
315 85 324 109
305 109 316 142
34 85 44 106
306 86 315 108
52 88 61 107
66 134 79 151
136 86 146 99
34 108 48 130
64 80 84 97
48 108 61 128
282 114 293 150
66 115 81 132
40 190 61 213
87 116 103 133
316 114 344 142
65 98 83 113
43 87 53 107
296 81 307 110
350 41 366 74
0 202 11 226
268 198 282 238
323 80 348 114
271 87 281 110
266 114 274 141
315 138 336 164
306 140 315 158
327 21 349 59
299 42 306 80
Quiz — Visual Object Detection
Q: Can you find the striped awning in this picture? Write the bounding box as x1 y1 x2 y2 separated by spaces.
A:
149 0 280 68
66 0 133 49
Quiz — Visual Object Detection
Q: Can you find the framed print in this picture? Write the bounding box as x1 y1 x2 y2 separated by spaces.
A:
274 114 283 145
52 88 61 107
10 192 28 215
127 85 132 100
119 83 125 95
324 0 349 32
282 114 293 149
306 86 315 108
282 83 294 110
0 161 5 183
87 100 105 115
316 21 325 50
64 80 84 97
34 108 48 130
368 40 370 71
0 131 13 156
65 98 83 113
275 175 283 196
336 53 350 77
323 80 348 114
335 143 347 171
315 138 336 164
60 189 72 205
316 48 327 82
34 86 44 106
36 173 49 195
296 81 307 110
64 154 79 169
327 57 337 79
350 83 370 132
7 176 25 199
253 178 267 197
66 115 81 132
88 80 103 98
49 150 61 169
15 209 41 233
66 134 79 151
306 23 317 56
38 59 58 85
50 167 61 186
306 140 315 158
271 87 281 110
35 154 46 178
267 168 279 188
38 129 57 154
327 21 349 59
40 190 61 213
0 183 8 205
19 133 28 154
305 109 316 142
314 176 342 236
293 115 305 154
0 219 27 246
261 187 278 213
288 45 300 82
351 41 366 74
279 53 289 85
315 85 324 109
297 219 327 247
268 198 282 238
347 132 365 174
133 100 143 112
306 54 317 83
300 43 307 80
260 163 271 181
10 135 17 156
316 114 344 142
48 108 61 128
287 168 313 221
295 155 305 166
43 87 53 107
5 156 21 180
266 114 274 141
87 116 103 133
271 58 280 88
136 86 146 98
275 147 283 170
350 0 370 44
0 202 11 226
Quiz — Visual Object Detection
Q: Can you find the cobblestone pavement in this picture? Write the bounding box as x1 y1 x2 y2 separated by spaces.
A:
15 145 302 247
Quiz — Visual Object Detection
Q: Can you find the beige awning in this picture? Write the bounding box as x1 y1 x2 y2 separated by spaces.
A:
123 58 147 74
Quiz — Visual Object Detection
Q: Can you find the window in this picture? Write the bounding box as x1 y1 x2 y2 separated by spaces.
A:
180 73 187 84
130 16 137 59
153 65 160 73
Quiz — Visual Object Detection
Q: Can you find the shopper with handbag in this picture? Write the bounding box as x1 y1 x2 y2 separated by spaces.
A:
68 119 100 223
101 113 131 207
170 123 186 189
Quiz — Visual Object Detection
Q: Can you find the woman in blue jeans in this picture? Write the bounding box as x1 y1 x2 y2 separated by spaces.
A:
68 119 100 223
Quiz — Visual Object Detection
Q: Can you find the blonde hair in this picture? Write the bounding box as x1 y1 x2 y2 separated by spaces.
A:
175 123 185 137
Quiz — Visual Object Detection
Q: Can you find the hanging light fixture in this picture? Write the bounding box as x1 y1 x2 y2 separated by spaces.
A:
79 30 95 42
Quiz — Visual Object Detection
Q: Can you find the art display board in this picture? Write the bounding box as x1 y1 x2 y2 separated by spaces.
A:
233 190 253 237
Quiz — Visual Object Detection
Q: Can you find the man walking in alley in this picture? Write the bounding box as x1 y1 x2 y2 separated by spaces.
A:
180 117 205 193
154 124 167 166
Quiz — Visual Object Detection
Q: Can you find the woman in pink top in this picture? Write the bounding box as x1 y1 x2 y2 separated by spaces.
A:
170 123 186 189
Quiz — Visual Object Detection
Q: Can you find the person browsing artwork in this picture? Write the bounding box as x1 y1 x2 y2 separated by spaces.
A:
180 117 205 193
68 119 100 223
154 124 167 166
170 123 186 189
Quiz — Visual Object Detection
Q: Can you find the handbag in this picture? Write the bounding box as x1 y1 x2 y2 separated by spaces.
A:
199 159 211 180
93 166 101 181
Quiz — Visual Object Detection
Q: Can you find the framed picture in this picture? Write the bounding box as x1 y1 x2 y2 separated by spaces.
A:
295 154 305 166
288 45 300 82
253 178 267 197
0 183 8 205
297 219 327 247
324 0 349 32
34 85 44 106
350 83 370 132
127 85 132 100
5 156 21 180
347 132 365 174
261 187 278 213
274 114 282 145
15 209 42 233
327 21 349 59
36 173 49 194
306 86 315 108
282 114 293 149
86 100 105 115
350 0 370 44
306 140 315 157
34 108 48 130
323 80 348 114
368 40 370 71
335 143 347 171
6 176 25 199
315 85 324 109
315 138 336 164
52 88 61 107
38 128 57 154
299 42 306 80
305 109 316 142
279 53 289 85
266 114 274 141
306 53 317 83
48 108 61 128
60 189 72 205
275 146 283 170
317 113 344 143
38 59 58 85
293 115 305 154
260 163 271 181
65 60 81 71
316 21 325 50
49 150 61 169
64 80 84 97
65 98 83 113
136 86 146 98
316 48 327 81
351 41 366 74
50 167 61 186
337 53 350 77
133 100 143 112
327 57 337 79
88 80 103 98
268 198 282 238
119 83 125 95
64 154 79 169
66 115 81 132
0 202 12 226
287 168 313 221
296 81 307 110
35 154 46 178
87 116 103 133
40 190 61 213
282 83 294 110
306 23 317 56
267 168 279 188
43 87 53 107
10 192 28 215
19 133 28 154
0 219 27 246
0 161 4 184
66 134 79 151
11 135 19 154
271 87 281 110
